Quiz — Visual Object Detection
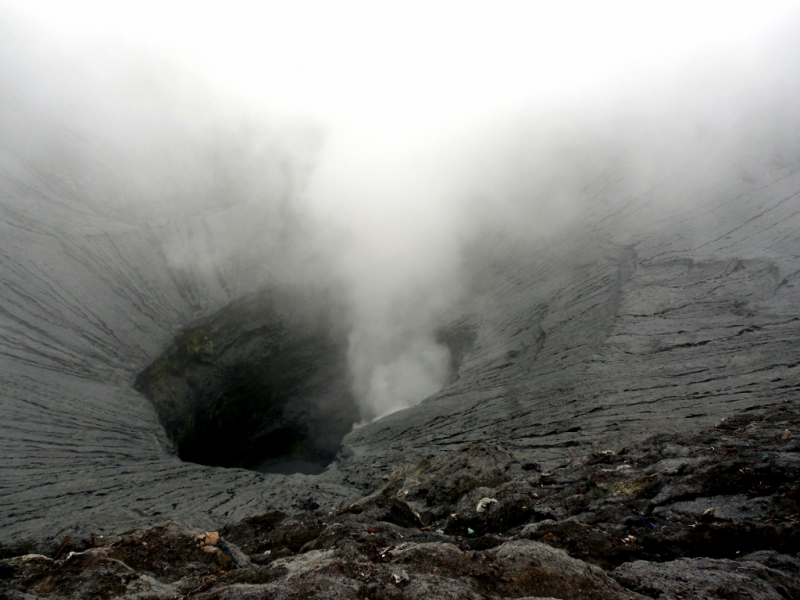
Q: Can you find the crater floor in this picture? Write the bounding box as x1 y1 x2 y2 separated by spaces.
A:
134 287 358 474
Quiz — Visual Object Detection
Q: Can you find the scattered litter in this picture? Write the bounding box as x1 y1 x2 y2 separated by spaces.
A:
435 529 444 535
476 497 498 513
195 532 220 547
702 507 715 517
53 536 72 560
621 535 636 544
781 429 792 440
467 528 475 536
627 518 658 529
392 569 410 584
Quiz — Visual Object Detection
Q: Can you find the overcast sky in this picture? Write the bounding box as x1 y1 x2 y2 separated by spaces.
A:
3 1 798 136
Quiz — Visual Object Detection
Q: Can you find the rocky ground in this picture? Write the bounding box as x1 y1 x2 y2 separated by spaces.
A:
3 399 798 599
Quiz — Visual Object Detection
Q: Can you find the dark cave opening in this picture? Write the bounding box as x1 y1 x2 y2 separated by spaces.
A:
134 287 360 475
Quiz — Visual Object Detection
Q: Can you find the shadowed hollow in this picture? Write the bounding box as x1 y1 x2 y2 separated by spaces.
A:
135 287 359 474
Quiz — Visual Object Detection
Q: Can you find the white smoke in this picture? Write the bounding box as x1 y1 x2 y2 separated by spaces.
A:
3 1 800 423
303 127 466 420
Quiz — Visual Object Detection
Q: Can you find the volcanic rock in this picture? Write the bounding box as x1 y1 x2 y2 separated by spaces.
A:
3 404 800 598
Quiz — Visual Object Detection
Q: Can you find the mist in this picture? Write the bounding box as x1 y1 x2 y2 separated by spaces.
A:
2 1 800 423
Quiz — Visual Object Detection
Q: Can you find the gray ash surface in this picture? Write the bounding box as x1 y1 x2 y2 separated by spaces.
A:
3 400 799 599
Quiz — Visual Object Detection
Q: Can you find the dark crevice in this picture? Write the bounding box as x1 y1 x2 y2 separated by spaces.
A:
134 286 359 474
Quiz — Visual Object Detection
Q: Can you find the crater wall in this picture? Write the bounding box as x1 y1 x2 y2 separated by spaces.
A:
337 167 800 490
2 130 800 547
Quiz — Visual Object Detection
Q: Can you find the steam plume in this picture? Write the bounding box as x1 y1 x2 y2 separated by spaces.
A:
2 2 800 422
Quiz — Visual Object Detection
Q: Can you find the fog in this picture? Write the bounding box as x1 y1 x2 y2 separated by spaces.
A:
2 1 800 422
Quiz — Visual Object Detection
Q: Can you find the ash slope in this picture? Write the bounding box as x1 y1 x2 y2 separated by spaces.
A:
338 166 800 491
2 140 800 548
